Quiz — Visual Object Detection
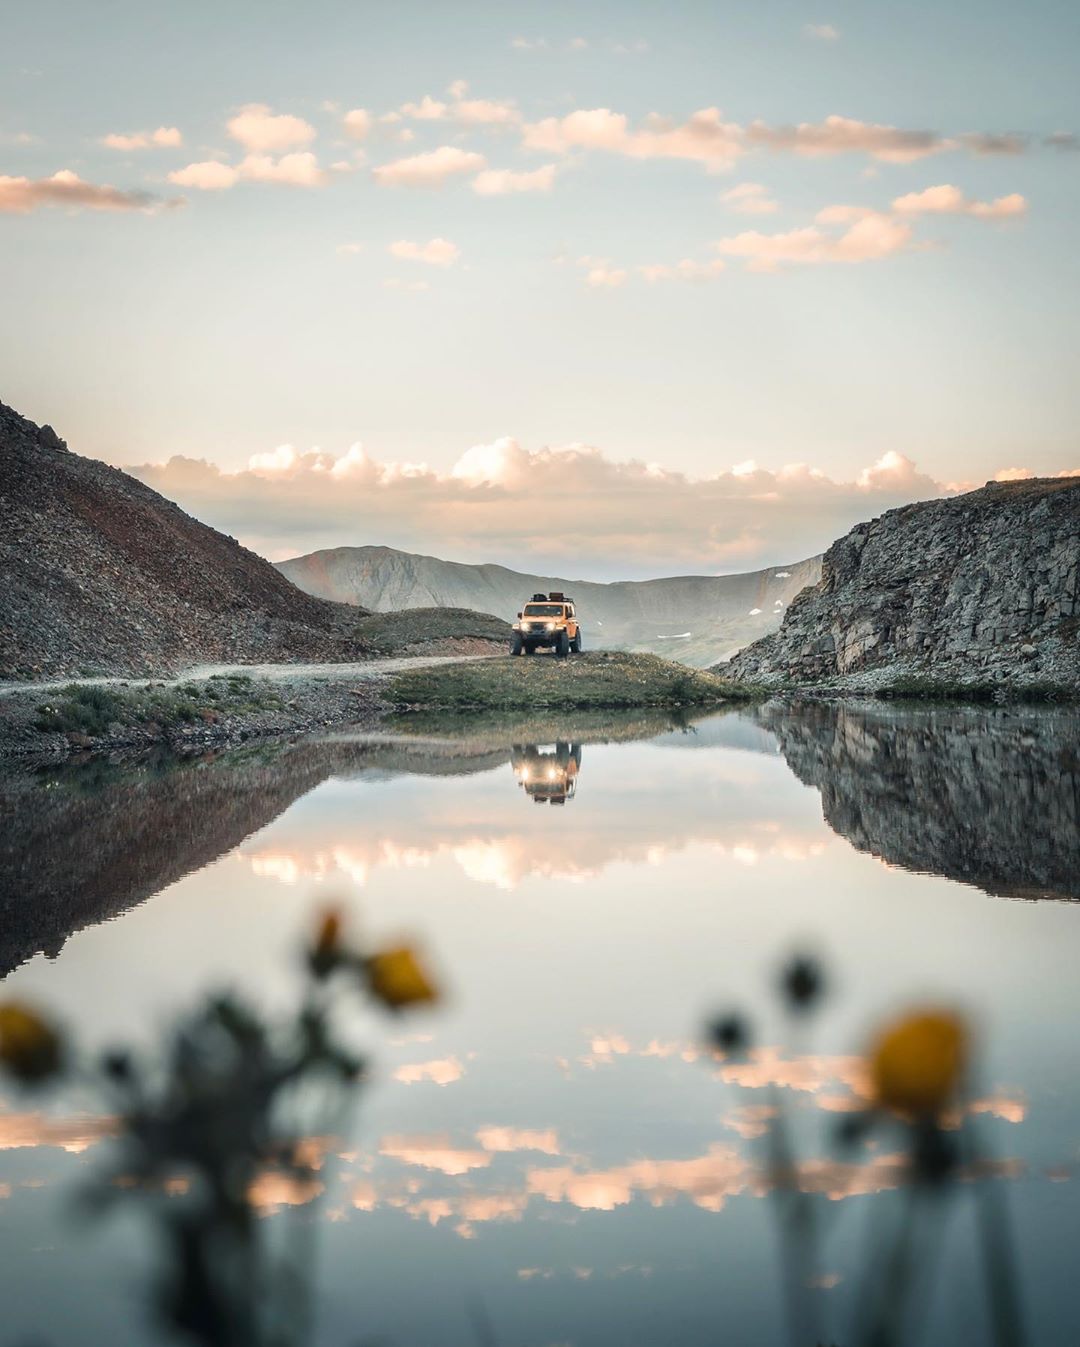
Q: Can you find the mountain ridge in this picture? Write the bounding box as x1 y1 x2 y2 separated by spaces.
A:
277 544 823 667
0 401 507 678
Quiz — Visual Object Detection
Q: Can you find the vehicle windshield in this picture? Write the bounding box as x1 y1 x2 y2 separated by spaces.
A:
523 604 564 617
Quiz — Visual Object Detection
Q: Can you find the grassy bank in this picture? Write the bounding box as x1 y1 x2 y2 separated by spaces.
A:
386 650 756 711
33 675 288 742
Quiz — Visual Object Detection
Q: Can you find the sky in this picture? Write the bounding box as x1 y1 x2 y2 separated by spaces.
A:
2 0 1079 577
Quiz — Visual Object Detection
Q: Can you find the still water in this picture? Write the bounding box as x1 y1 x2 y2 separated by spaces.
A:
1 702 1078 1345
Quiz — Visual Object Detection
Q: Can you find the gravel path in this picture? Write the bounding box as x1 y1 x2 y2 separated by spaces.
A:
0 654 490 699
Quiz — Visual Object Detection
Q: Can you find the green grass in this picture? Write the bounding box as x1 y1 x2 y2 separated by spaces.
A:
386 650 758 711
34 679 286 739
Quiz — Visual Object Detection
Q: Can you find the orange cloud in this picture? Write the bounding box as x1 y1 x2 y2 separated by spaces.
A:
373 146 486 187
0 170 177 214
392 1056 465 1086
0 1110 116 1153
380 1134 492 1175
132 437 970 572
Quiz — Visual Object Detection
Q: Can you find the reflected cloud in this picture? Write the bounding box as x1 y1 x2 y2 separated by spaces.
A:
527 1144 756 1212
476 1125 560 1155
392 1055 465 1086
0 1109 116 1153
380 1134 493 1175
248 1171 324 1214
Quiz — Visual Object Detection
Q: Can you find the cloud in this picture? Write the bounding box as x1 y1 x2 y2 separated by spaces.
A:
523 106 743 170
238 152 326 186
399 93 521 126
226 103 316 152
891 184 1027 218
168 160 239 190
448 79 469 98
472 164 557 195
518 107 1037 171
510 36 548 50
719 182 778 215
388 237 460 266
746 115 948 163
401 94 448 121
961 133 1028 156
342 108 372 140
804 23 840 41
0 169 178 214
584 263 628 288
373 145 487 187
714 212 913 271
168 153 328 190
102 126 183 151
454 98 520 126
638 258 726 282
129 438 973 573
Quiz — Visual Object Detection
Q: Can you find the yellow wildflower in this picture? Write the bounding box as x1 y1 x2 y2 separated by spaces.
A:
366 946 438 1010
870 1009 967 1117
0 1002 63 1084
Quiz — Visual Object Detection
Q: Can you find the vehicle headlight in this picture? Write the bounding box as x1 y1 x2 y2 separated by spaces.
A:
512 622 521 630
545 622 555 631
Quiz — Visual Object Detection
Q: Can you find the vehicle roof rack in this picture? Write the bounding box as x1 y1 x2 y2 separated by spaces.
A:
549 591 566 601
530 592 547 602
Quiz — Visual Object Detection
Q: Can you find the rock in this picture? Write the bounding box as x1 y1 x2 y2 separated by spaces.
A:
721 478 1080 690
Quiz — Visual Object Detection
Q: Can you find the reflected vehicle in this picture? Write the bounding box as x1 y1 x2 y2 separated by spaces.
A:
511 741 582 804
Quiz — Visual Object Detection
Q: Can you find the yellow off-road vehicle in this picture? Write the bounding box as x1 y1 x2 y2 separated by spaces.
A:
510 592 582 657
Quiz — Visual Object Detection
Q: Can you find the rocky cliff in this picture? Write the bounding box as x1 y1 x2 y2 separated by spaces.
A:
277 545 822 668
759 700 1080 902
722 478 1080 690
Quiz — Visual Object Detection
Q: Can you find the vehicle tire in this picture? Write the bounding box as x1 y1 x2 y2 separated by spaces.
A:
571 630 582 653
510 634 523 656
555 631 570 659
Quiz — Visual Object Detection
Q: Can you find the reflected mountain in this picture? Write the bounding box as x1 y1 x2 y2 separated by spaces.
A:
512 742 582 805
759 700 1080 902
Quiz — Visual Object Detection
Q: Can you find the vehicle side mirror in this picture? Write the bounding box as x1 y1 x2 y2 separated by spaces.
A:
517 611 523 618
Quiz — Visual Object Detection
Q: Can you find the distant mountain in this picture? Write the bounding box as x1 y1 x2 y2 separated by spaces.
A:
277 545 823 667
0 401 507 678
723 477 1080 690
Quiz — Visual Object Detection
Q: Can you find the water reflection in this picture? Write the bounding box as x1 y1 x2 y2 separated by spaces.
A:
2 701 1077 977
512 741 582 805
1 702 1079 1347
758 700 1080 902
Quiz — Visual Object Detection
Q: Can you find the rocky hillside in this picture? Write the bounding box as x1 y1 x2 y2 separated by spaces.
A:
759 700 1079 902
277 545 822 667
0 400 507 677
722 478 1080 690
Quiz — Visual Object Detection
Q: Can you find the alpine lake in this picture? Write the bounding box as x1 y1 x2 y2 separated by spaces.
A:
1 698 1078 1347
